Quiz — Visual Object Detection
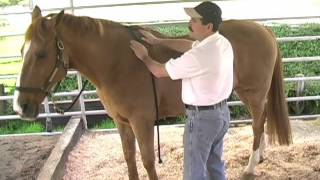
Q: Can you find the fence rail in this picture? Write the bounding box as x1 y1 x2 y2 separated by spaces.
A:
1 35 320 61
0 1 319 126
1 96 320 121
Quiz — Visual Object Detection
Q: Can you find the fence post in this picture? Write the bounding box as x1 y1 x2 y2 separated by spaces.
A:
44 97 53 132
0 84 5 114
77 73 88 129
70 0 75 14
294 74 305 115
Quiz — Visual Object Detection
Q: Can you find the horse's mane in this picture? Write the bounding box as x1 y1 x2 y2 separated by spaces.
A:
24 12 184 61
25 13 123 41
57 14 123 36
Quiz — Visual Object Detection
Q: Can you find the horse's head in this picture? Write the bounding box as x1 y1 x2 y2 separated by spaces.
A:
13 6 68 121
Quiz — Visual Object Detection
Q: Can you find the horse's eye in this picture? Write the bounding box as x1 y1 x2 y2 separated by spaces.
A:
36 50 47 59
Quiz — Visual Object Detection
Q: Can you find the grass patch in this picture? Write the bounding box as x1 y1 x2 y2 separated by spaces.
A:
53 125 65 132
0 0 28 7
0 120 45 135
0 36 24 57
0 59 22 75
149 23 320 38
0 59 21 93
271 23 320 37
158 115 186 125
150 24 189 37
92 118 116 129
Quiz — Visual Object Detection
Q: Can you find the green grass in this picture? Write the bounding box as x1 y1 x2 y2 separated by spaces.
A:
271 23 320 37
150 24 190 37
0 0 28 7
0 120 45 135
0 59 22 75
53 125 66 132
0 119 118 134
92 118 116 129
0 59 21 93
0 36 24 57
152 23 320 38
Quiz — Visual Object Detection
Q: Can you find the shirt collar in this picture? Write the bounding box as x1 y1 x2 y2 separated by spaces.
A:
197 32 220 46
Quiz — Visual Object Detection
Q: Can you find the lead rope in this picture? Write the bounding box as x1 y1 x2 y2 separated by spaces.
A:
151 74 162 164
126 25 162 163
52 80 89 114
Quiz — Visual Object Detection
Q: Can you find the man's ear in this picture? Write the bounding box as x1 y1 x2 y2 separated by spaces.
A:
32 5 42 22
207 23 214 31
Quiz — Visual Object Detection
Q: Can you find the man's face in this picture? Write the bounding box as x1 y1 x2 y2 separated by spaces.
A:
188 18 212 41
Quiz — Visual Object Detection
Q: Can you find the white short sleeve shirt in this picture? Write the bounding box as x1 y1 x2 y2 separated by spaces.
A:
165 32 233 106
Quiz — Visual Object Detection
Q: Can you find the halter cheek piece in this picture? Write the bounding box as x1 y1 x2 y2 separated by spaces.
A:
16 37 88 114
16 37 69 96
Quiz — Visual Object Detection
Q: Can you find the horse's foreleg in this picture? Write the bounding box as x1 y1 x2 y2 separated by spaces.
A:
115 119 139 180
131 118 158 180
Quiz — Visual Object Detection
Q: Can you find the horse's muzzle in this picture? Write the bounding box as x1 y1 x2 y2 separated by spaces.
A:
18 102 39 121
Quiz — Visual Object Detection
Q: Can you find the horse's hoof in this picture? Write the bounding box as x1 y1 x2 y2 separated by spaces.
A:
259 156 264 164
241 172 256 180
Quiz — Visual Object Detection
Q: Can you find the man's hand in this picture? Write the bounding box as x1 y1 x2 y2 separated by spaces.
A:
139 30 161 45
130 40 149 61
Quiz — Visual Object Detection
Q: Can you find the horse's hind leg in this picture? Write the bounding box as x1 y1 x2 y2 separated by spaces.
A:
237 90 267 174
257 109 267 163
114 119 139 180
131 117 158 180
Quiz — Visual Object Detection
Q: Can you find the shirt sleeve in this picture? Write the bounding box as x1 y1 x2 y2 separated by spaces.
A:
165 51 202 80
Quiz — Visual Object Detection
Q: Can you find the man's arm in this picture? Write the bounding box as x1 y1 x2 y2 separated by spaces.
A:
141 56 169 78
158 38 193 53
140 30 193 53
130 40 169 78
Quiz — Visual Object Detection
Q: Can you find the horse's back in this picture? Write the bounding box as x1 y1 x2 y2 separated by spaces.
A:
220 20 278 91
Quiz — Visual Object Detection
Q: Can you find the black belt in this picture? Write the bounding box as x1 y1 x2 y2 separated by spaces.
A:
185 100 227 111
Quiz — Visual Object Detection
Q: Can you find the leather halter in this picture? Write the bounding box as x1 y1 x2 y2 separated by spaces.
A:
16 37 69 96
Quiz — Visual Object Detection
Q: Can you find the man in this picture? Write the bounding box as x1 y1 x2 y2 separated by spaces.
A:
130 1 233 180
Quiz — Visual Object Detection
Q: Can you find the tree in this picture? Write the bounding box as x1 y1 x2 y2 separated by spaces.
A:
0 0 25 7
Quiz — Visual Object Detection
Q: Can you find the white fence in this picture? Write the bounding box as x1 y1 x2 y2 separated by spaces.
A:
0 0 320 124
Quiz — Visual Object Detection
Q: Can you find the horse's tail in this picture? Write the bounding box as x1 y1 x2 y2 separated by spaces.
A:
266 31 292 145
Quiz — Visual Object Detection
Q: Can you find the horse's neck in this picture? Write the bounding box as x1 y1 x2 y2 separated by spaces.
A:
61 24 142 88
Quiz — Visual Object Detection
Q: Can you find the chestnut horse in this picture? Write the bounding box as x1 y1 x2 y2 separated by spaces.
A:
13 7 292 179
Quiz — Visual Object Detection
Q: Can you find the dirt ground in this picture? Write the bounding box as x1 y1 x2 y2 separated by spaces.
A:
63 119 320 180
0 120 318 180
0 134 58 180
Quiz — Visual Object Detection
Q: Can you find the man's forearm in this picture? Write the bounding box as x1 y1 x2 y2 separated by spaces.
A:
158 38 193 53
142 56 169 78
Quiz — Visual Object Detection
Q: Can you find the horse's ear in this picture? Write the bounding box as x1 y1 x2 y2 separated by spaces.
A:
32 5 42 22
55 10 64 27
